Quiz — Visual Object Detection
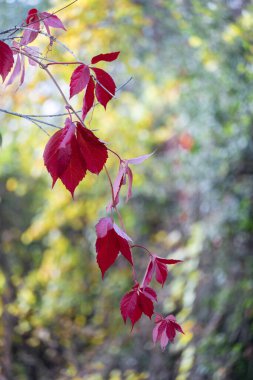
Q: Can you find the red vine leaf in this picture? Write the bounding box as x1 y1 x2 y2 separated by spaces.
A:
76 122 107 174
0 41 14 83
21 9 41 45
43 118 86 196
91 51 120 65
144 255 182 287
92 67 116 109
120 284 157 328
120 288 142 327
153 314 184 350
43 119 108 196
82 77 95 120
21 8 65 46
40 12 66 33
95 217 133 278
70 64 90 98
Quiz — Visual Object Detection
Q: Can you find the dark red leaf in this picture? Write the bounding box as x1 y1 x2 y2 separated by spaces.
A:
69 64 90 98
21 9 40 45
92 67 116 109
43 118 86 196
95 217 133 278
138 292 154 318
82 77 95 120
0 41 14 82
156 257 182 265
58 136 87 196
144 255 182 287
120 290 142 327
96 228 121 278
120 284 156 328
154 261 168 286
142 286 157 302
76 122 107 174
26 8 38 23
91 51 120 65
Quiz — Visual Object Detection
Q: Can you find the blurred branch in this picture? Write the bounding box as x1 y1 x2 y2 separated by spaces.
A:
0 108 61 135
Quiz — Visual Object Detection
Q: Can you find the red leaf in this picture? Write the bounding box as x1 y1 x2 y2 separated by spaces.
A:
142 259 154 288
76 122 107 174
144 255 182 287
82 77 95 120
154 261 168 287
95 217 133 277
0 41 14 82
44 119 108 195
120 284 156 328
120 290 142 327
43 118 86 196
153 314 184 350
142 286 157 302
91 51 120 65
40 12 66 31
21 9 40 45
92 67 116 109
26 8 38 24
156 257 182 265
70 64 90 98
58 136 87 196
138 292 154 318
96 228 121 278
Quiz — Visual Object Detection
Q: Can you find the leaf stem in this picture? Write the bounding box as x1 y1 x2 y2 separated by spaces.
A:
131 244 153 256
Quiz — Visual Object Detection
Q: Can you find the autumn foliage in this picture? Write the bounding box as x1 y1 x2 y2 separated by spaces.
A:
0 7 184 350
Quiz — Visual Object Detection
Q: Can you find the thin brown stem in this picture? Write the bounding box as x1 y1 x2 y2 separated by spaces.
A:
45 61 82 68
131 244 153 256
108 148 122 162
104 164 115 206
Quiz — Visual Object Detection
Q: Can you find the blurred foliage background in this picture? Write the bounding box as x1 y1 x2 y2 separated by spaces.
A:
1 0 253 379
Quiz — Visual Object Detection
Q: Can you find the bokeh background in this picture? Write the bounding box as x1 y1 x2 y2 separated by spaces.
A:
1 0 253 379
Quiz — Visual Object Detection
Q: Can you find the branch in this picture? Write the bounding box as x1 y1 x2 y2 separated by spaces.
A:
0 108 57 135
16 27 80 61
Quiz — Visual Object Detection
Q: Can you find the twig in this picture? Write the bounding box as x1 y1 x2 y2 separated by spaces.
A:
18 27 80 61
0 108 53 135
19 110 81 118
0 0 79 36
116 76 133 92
92 76 117 99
